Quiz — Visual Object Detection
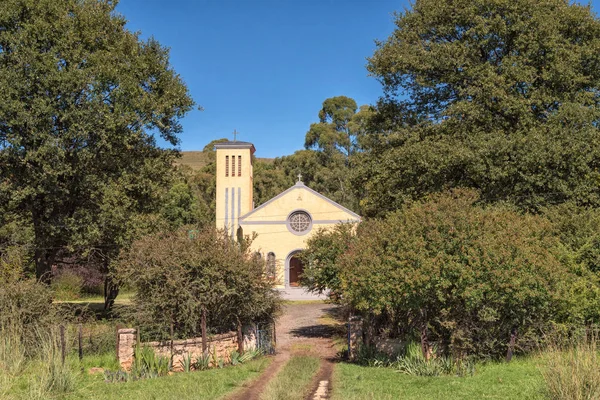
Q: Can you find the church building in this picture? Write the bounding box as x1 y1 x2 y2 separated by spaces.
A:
214 140 361 289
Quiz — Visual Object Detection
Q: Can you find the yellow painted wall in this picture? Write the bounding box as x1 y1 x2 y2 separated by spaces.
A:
240 182 360 288
215 142 254 237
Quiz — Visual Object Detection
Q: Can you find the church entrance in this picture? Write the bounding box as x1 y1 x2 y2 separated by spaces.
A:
287 252 304 287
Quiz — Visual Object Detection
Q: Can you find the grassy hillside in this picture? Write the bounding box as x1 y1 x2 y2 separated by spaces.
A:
177 151 274 170
176 151 211 170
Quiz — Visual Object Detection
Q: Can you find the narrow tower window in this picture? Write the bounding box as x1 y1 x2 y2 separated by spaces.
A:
238 155 242 176
225 156 229 177
231 155 235 177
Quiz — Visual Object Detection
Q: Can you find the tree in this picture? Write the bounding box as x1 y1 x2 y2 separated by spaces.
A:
359 0 600 216
0 0 194 280
300 224 355 298
305 96 360 158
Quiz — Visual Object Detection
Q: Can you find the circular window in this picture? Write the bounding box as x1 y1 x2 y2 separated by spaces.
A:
287 211 312 235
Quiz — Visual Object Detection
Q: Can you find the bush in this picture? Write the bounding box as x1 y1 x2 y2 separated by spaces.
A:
309 189 584 359
117 226 281 341
0 279 54 349
51 270 83 300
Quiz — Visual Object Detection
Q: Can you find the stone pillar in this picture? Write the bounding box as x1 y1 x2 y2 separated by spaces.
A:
117 328 136 370
347 317 363 361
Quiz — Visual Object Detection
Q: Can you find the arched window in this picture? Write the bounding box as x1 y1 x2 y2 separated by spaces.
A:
266 252 276 279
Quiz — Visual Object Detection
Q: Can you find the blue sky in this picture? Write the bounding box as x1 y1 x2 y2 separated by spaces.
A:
115 0 403 158
116 0 600 158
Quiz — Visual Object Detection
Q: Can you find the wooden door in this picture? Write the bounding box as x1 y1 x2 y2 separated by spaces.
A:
289 255 304 287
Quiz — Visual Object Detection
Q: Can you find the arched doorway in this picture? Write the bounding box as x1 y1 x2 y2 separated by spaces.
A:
285 250 304 287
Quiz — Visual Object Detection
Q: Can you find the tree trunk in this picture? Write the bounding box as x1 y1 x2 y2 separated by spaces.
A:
201 308 207 354
103 275 119 311
506 328 517 362
236 317 244 354
34 247 54 283
420 310 430 361
170 319 175 366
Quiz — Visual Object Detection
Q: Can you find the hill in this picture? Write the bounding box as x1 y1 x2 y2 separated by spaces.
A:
177 151 274 170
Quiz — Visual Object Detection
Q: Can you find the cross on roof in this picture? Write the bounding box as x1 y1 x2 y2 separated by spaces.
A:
233 129 239 141
297 173 302 182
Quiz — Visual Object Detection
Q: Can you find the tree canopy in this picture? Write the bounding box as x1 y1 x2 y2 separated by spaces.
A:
0 0 194 280
358 0 600 216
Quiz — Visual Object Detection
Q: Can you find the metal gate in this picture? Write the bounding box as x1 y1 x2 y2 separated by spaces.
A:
256 322 276 355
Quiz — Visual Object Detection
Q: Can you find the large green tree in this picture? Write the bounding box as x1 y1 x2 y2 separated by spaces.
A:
359 0 600 216
0 0 194 280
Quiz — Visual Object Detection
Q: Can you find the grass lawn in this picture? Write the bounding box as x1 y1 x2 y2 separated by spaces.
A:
54 291 135 305
332 357 545 400
3 355 270 400
65 357 271 400
260 355 321 400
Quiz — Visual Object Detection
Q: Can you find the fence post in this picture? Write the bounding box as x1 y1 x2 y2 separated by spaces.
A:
78 324 83 362
60 325 66 365
115 323 121 362
117 328 137 371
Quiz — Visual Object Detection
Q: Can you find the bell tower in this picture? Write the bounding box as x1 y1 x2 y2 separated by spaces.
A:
214 138 255 238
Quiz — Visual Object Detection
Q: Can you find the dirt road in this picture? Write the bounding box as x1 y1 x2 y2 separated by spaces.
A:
229 302 340 400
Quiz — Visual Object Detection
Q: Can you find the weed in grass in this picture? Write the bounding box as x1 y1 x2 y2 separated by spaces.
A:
355 341 474 377
193 353 211 371
180 353 194 372
541 335 600 400
0 324 26 376
37 327 76 395
130 345 171 379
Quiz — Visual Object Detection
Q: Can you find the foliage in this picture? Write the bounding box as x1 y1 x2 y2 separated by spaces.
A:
305 96 360 157
131 346 171 379
180 353 194 372
541 334 600 400
359 0 600 216
0 279 54 348
308 189 584 359
51 270 84 300
116 226 281 340
300 224 356 296
355 342 474 377
0 0 195 280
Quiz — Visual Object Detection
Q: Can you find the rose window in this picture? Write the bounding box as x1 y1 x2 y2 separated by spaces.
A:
288 211 311 233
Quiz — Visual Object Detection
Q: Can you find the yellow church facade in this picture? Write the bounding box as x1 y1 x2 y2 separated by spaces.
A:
214 140 361 288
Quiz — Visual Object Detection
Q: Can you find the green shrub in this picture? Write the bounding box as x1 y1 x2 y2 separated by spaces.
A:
131 345 171 379
308 190 584 360
541 335 600 400
51 270 83 300
117 227 281 341
0 279 54 349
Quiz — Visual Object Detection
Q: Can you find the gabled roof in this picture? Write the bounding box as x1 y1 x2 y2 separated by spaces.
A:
239 181 361 221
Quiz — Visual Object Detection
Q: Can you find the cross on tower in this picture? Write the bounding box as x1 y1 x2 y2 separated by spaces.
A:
297 173 302 182
233 129 239 141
